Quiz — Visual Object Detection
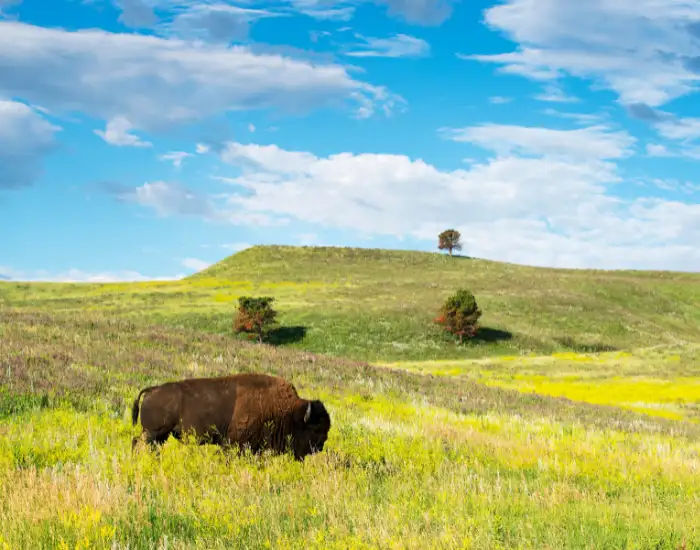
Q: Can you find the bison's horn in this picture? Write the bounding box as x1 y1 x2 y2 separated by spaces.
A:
304 402 311 423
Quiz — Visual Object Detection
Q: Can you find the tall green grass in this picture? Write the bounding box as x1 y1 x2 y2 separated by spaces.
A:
0 312 698 548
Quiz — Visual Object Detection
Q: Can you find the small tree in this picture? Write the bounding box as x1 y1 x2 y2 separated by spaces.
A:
435 289 481 344
438 229 462 256
234 296 277 343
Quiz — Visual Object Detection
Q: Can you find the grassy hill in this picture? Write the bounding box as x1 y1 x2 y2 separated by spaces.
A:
2 245 699 361
0 246 699 547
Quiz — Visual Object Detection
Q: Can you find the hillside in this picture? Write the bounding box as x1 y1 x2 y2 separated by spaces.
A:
1 247 699 547
3 245 699 361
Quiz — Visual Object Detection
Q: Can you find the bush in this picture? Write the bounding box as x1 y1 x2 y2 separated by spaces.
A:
435 289 481 344
234 296 277 343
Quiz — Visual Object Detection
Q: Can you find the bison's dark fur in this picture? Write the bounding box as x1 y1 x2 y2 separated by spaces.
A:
131 374 330 460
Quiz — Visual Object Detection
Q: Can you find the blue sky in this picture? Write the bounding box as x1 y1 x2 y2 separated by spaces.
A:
1 0 699 280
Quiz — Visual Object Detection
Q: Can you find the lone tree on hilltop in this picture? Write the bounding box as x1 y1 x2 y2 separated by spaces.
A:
438 229 462 256
435 289 481 344
234 296 277 343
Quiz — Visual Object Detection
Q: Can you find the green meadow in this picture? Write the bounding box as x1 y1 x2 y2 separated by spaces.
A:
1 246 699 548
4 245 699 361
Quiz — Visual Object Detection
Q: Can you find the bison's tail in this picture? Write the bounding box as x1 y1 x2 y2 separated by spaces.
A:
131 386 156 426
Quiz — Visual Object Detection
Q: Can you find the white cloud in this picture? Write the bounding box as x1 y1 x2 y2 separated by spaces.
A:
654 144 700 161
646 143 673 157
0 265 21 280
100 128 697 270
468 0 700 106
95 116 152 147
0 100 59 188
533 84 578 103
220 147 619 235
644 178 700 195
381 0 452 24
181 257 211 271
346 34 430 58
54 269 177 282
0 21 396 131
0 0 20 13
0 265 178 282
296 6 355 21
488 96 512 104
656 116 700 141
195 143 211 154
285 0 452 24
441 124 635 161
116 180 215 217
112 0 451 27
164 3 279 43
159 151 193 168
681 147 700 160
542 108 604 126
627 104 700 151
111 180 279 226
221 142 318 173
207 126 699 270
114 0 278 37
117 0 157 27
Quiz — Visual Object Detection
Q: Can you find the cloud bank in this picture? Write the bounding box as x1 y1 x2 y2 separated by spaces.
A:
469 0 700 106
0 21 395 132
193 126 699 270
0 100 59 188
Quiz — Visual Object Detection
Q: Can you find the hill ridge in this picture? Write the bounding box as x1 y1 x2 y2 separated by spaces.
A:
192 244 699 280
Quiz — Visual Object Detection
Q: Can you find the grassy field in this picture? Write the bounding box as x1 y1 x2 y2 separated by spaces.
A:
2 246 699 361
1 246 699 548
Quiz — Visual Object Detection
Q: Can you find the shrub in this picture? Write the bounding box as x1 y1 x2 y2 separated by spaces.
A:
435 289 481 344
234 296 277 343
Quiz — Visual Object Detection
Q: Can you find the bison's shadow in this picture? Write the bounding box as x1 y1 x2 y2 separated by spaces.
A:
266 326 307 345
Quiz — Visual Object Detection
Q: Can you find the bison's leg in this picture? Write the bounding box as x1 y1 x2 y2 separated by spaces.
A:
132 431 151 452
145 428 173 447
131 431 152 452
131 428 172 452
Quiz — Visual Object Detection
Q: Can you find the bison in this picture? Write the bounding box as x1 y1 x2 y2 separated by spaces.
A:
131 373 330 460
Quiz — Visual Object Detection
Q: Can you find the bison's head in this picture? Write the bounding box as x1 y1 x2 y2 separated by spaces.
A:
292 400 331 460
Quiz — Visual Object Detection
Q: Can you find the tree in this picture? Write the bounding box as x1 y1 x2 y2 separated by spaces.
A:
438 229 462 256
234 296 277 343
435 289 481 344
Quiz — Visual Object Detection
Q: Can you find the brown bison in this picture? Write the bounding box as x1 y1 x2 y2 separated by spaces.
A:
131 373 330 460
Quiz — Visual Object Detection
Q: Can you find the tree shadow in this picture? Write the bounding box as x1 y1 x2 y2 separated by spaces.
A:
473 327 513 343
266 326 307 345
